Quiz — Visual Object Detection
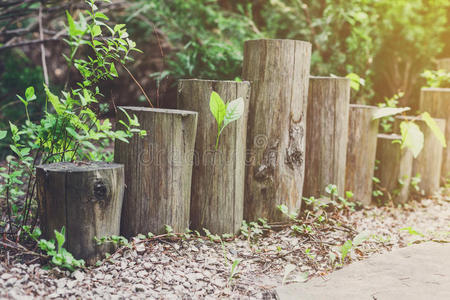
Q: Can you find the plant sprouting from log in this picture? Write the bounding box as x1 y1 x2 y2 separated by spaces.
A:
0 0 145 242
209 91 244 149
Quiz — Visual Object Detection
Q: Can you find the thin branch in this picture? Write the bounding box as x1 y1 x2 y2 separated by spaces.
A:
120 63 154 108
38 4 49 85
0 38 60 51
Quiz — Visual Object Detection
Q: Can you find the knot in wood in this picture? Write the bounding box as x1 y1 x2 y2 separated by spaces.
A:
93 179 107 201
286 124 304 169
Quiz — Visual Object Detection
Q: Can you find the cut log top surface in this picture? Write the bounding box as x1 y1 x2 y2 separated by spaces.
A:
378 133 401 140
245 38 312 45
36 162 123 172
350 104 378 109
178 79 250 85
117 106 197 116
310 76 348 80
421 87 450 92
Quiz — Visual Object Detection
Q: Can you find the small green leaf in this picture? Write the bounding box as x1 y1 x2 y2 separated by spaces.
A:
110 63 118 77
66 11 84 36
421 112 446 148
0 131 6 140
94 12 109 20
25 86 36 101
209 91 226 127
91 25 101 37
222 97 244 129
400 121 424 158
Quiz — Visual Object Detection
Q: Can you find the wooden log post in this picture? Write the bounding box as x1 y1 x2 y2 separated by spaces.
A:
345 105 380 206
176 79 251 235
374 134 413 205
303 77 350 198
114 107 197 237
437 58 450 71
419 88 450 182
242 39 311 221
36 162 124 265
393 116 446 196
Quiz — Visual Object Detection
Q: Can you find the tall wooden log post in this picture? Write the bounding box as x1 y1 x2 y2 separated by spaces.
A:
345 105 380 206
393 116 446 196
242 39 312 221
36 162 124 265
437 58 450 71
176 79 251 235
303 77 350 198
114 107 197 237
420 88 450 182
375 134 413 205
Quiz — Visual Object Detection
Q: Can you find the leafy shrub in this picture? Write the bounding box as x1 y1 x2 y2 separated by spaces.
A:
421 69 450 88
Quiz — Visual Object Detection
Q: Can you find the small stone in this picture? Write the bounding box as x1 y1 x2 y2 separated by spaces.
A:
135 284 146 292
143 262 152 270
1 273 13 280
72 270 84 281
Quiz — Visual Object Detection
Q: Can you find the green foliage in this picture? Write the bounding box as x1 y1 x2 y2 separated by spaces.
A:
209 91 244 149
400 121 424 158
376 92 405 133
128 0 261 80
240 218 270 240
421 112 447 147
37 227 85 271
95 235 131 248
228 259 241 284
421 69 450 88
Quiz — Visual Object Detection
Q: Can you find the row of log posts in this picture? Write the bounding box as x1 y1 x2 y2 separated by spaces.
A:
36 41 450 264
419 88 450 182
394 116 446 196
303 77 350 198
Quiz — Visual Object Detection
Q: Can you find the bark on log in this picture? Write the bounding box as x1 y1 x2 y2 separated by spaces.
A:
36 162 124 265
242 39 312 221
345 105 380 206
303 77 350 198
374 134 413 205
176 79 251 235
114 107 198 237
437 58 450 71
419 88 450 182
394 116 446 196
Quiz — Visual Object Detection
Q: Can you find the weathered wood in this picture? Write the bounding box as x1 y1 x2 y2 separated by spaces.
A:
176 79 250 235
375 134 413 204
242 39 312 221
303 76 350 198
437 58 450 71
114 107 197 237
36 162 124 265
419 88 450 182
394 116 446 196
345 105 380 206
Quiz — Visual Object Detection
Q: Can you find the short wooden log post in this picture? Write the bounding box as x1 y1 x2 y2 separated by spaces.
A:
394 116 446 196
36 162 124 265
437 58 450 71
176 79 251 235
114 107 198 237
345 105 380 206
242 39 312 221
375 134 413 204
420 88 450 182
303 77 350 198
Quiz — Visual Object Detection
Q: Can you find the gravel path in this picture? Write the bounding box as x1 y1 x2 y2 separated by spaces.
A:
1 194 449 299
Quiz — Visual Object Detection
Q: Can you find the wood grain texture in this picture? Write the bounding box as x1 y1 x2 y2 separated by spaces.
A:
345 105 379 206
36 162 124 265
114 107 197 237
303 77 350 198
419 88 450 182
394 116 446 196
177 79 250 235
242 39 312 221
437 58 450 71
375 134 413 205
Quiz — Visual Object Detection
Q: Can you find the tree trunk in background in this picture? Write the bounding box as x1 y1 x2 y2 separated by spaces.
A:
303 77 350 198
36 162 124 265
375 134 413 205
242 39 311 221
419 88 450 182
345 105 379 206
115 107 197 237
394 116 445 196
177 79 250 235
